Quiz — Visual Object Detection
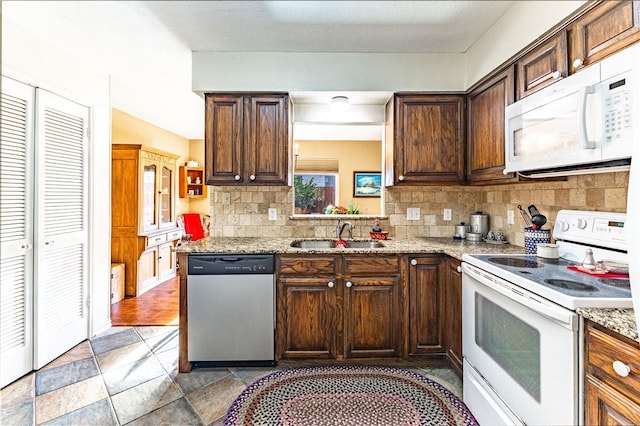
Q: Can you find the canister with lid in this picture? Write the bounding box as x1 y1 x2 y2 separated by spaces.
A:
469 212 489 237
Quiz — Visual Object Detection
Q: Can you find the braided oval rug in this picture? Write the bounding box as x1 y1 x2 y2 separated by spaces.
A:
223 365 478 426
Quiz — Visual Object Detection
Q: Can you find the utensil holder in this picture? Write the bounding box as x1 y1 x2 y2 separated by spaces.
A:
524 228 551 254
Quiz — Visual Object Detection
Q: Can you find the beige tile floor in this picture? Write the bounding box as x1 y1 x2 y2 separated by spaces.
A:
0 326 462 425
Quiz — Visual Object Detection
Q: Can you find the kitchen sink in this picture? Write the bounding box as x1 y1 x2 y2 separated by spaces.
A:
290 239 385 249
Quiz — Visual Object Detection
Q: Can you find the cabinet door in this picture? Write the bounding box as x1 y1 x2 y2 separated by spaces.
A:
467 67 517 184
444 258 462 375
516 32 568 99
138 247 159 293
204 94 244 185
157 241 175 281
569 1 640 73
408 256 444 356
244 95 289 185
585 375 640 426
140 158 159 232
276 277 337 359
343 276 400 358
393 95 465 184
158 162 175 229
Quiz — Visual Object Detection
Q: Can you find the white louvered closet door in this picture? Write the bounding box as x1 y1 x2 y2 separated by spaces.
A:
34 89 89 368
0 77 35 388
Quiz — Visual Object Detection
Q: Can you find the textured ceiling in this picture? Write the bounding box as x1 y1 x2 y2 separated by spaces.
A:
4 1 514 139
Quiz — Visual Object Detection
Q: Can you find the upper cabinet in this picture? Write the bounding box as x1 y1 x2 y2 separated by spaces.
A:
467 67 516 184
569 0 640 73
515 32 568 100
204 93 291 186
137 148 178 233
387 94 465 185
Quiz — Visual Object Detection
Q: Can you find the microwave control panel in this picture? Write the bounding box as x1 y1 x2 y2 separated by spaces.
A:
603 71 632 144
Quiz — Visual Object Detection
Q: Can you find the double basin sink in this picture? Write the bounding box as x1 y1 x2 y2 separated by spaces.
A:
290 239 385 249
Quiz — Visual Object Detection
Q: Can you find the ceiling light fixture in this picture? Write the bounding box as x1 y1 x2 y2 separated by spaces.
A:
330 96 350 111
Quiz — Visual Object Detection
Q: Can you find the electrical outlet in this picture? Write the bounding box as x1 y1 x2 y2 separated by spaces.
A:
222 192 230 205
268 208 277 221
443 208 452 221
507 210 515 225
407 207 420 221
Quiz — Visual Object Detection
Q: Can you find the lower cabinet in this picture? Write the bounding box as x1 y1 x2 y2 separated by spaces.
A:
444 257 463 375
137 229 182 296
276 254 402 360
407 254 462 375
407 255 445 356
584 320 640 425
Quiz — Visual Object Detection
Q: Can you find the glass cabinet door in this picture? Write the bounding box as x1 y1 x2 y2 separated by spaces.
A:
159 164 173 228
142 162 158 231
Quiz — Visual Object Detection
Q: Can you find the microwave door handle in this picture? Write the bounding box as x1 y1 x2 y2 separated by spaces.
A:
577 85 596 149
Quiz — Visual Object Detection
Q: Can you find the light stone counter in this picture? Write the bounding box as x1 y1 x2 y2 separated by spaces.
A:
175 236 525 260
577 308 638 343
176 237 636 343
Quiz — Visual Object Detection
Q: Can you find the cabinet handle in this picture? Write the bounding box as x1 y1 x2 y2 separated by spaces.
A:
573 58 584 69
234 175 241 181
411 259 417 266
45 240 54 245
613 360 631 377
21 243 33 250
327 281 334 288
457 266 462 273
249 174 256 181
398 175 405 182
158 256 162 260
346 281 353 288
552 70 561 80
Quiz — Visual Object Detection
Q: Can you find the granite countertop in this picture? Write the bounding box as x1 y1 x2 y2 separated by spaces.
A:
577 308 639 343
175 236 525 260
176 236 638 343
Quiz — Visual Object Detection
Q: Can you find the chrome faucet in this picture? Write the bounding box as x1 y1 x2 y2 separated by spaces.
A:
336 219 353 240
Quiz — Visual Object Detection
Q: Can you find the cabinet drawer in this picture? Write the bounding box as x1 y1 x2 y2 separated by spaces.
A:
586 323 640 399
166 229 183 241
342 255 399 274
146 233 167 248
278 256 337 275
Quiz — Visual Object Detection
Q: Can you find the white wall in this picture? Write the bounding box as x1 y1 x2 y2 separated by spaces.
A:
192 52 467 92
193 2 589 94
465 0 588 87
2 18 113 337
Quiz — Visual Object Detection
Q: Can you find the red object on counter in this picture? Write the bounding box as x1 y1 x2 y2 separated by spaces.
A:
183 213 205 241
567 265 629 279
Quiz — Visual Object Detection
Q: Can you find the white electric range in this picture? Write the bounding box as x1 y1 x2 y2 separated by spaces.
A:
461 210 630 426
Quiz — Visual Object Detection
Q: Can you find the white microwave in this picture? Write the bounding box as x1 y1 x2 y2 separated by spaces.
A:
504 43 638 177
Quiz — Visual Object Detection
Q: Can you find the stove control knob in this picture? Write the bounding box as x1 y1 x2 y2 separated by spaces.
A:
557 220 570 232
613 360 631 377
575 218 588 229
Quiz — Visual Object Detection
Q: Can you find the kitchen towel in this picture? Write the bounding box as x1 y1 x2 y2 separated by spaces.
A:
183 213 205 241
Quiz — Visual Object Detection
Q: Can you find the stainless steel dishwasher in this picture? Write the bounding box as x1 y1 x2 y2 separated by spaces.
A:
187 254 276 367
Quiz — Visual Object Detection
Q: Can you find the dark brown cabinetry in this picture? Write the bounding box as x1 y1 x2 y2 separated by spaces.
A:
569 1 640 73
407 255 445 357
388 94 465 185
516 32 568 100
467 67 516 184
204 93 290 186
276 254 402 360
584 321 640 425
444 257 462 375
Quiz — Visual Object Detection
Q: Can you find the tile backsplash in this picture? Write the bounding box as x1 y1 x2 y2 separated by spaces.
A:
208 172 628 247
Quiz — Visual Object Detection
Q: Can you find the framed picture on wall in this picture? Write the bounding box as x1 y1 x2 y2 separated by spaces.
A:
353 172 382 197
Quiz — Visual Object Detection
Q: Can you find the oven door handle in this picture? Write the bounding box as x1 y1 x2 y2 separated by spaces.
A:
462 263 577 330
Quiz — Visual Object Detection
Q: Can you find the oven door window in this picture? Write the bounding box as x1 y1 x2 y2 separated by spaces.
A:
476 293 540 401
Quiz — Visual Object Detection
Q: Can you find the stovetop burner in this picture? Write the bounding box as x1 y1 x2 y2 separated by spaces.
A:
488 257 544 268
544 279 597 292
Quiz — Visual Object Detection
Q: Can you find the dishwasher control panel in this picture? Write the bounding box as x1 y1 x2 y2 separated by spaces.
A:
188 255 275 275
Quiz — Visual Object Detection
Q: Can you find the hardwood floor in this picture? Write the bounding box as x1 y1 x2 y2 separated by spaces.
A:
110 276 179 326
